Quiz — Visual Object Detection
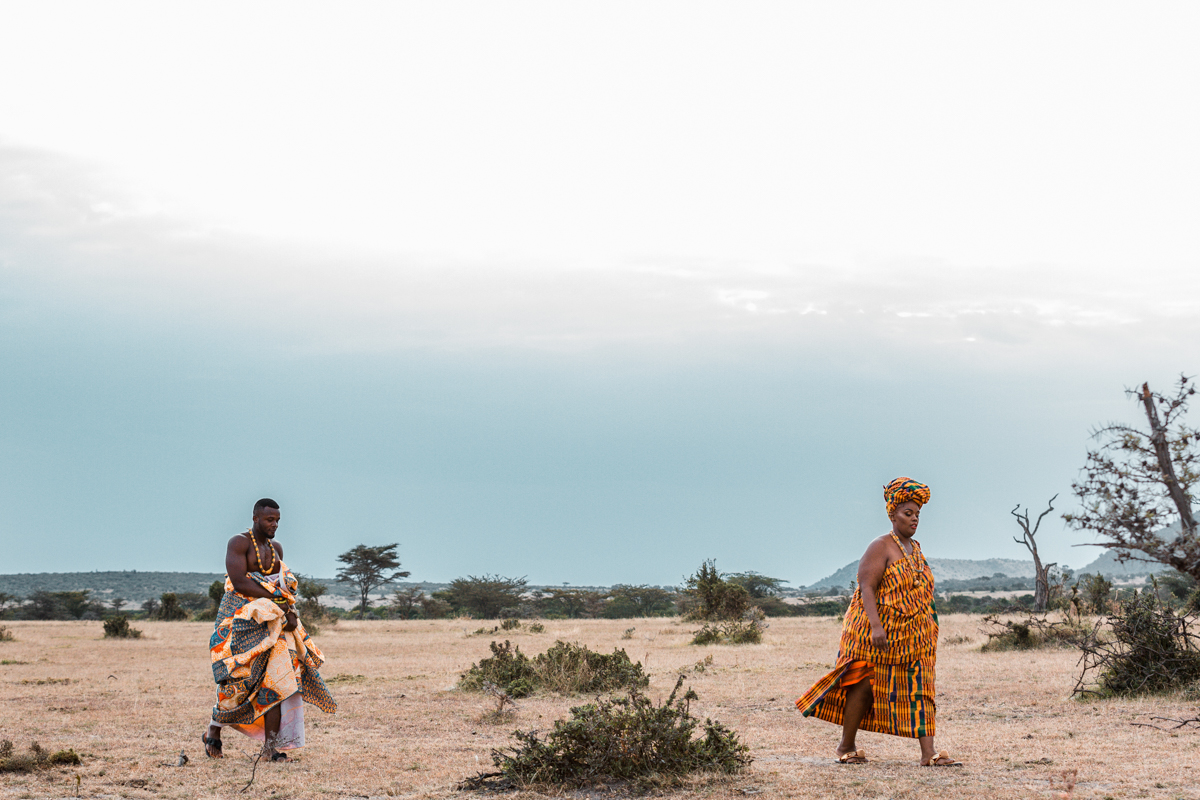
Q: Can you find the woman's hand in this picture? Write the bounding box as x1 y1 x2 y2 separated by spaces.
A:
870 623 887 650
283 610 298 632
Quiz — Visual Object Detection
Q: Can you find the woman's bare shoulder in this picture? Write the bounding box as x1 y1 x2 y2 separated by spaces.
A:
861 533 904 564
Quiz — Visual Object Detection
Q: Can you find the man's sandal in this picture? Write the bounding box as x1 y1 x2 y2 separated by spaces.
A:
270 752 289 762
201 735 223 759
921 750 963 767
836 749 868 764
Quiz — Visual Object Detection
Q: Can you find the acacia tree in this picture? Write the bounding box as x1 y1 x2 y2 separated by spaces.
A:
433 574 527 619
390 586 425 619
1065 377 1200 580
1011 495 1058 612
336 543 411 619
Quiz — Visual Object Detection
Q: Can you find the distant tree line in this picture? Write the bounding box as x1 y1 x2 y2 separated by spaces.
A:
340 562 856 621
0 587 216 622
13 541 1181 623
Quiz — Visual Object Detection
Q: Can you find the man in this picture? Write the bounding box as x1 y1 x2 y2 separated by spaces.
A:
202 498 336 761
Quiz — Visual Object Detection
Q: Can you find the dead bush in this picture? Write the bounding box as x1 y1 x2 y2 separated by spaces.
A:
979 612 1084 652
691 608 767 646
534 640 649 694
0 741 82 773
460 675 750 792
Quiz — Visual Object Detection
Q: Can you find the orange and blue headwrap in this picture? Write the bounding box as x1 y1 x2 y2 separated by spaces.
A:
884 477 931 518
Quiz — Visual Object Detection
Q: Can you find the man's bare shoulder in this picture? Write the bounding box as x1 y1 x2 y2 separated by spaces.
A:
226 533 250 551
272 540 284 558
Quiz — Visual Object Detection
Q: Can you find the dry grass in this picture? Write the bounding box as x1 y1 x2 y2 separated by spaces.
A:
0 616 1196 799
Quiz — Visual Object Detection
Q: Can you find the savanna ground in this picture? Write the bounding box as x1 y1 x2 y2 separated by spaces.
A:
1 615 1196 799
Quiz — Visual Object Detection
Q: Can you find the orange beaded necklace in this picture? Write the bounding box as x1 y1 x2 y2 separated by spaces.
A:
245 528 277 575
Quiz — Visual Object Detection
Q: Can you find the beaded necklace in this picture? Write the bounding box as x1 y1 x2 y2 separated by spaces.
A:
245 528 277 575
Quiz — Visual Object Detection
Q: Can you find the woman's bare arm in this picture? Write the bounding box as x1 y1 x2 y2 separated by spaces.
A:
857 537 892 650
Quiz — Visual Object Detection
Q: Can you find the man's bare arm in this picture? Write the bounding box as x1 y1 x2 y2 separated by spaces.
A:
224 535 277 599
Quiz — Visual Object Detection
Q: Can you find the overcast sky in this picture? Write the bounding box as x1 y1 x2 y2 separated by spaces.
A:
1 2 1197 586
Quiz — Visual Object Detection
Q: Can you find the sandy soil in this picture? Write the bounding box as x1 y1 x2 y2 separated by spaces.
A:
0 615 1195 799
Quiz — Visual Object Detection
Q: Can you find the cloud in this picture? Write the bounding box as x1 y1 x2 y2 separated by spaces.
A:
2 144 1198 369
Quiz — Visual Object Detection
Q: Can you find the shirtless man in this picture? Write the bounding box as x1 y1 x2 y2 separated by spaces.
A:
202 498 297 760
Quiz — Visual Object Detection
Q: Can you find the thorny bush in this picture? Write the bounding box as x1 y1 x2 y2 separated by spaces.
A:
461 675 751 792
459 640 649 698
1073 588 1200 698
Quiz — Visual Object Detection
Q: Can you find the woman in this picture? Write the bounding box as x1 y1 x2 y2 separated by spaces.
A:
795 477 962 766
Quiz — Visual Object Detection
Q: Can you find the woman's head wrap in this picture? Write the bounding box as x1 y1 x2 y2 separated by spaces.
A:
884 477 931 518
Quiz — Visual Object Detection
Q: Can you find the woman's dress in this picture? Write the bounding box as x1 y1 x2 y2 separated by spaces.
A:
795 533 938 738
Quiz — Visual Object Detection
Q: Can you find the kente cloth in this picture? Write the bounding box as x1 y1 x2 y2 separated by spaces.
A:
795 533 938 738
840 660 872 687
209 562 336 749
883 477 931 519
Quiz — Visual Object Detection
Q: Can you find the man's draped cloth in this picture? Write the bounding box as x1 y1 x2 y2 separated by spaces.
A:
210 563 336 750
795 534 939 738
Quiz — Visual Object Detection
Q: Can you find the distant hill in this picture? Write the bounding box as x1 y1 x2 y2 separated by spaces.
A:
802 545 1182 592
804 557 1038 591
1075 549 1170 577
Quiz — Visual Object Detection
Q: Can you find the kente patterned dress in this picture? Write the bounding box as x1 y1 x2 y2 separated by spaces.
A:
795 532 938 738
209 562 336 749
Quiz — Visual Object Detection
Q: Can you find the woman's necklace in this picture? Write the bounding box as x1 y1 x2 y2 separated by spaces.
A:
246 529 277 575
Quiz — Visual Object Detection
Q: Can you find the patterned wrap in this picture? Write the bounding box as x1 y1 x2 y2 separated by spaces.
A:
883 476 931 519
795 533 939 738
210 562 337 729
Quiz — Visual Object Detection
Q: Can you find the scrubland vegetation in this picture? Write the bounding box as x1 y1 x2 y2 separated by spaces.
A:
4 614 1200 799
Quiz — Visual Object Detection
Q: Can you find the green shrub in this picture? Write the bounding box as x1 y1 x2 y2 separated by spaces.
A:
528 622 545 633
792 599 848 617
459 640 650 698
501 618 522 631
1078 573 1114 614
460 641 540 698
102 615 142 639
462 675 750 791
682 560 750 621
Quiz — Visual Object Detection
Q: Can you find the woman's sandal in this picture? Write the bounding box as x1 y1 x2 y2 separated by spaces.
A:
921 750 963 767
201 735 223 759
836 749 868 764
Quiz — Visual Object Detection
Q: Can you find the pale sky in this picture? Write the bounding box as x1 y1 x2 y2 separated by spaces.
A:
1 2 1197 585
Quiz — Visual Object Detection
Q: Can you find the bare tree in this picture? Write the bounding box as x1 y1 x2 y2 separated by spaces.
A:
1012 495 1058 612
1064 376 1200 580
